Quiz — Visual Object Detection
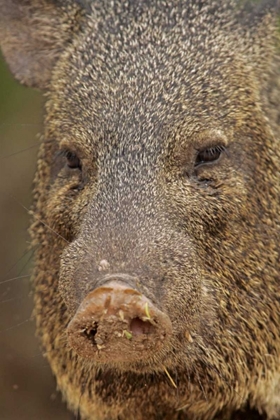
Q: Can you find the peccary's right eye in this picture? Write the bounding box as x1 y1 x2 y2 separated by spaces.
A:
51 149 83 181
65 150 81 170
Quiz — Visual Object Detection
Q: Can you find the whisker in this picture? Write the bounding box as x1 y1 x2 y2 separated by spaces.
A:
0 123 41 127
31 213 69 244
0 296 25 304
0 142 39 160
0 274 30 285
0 317 31 333
1 246 36 282
2 191 69 244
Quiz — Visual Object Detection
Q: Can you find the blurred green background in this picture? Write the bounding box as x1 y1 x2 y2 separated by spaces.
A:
0 54 72 419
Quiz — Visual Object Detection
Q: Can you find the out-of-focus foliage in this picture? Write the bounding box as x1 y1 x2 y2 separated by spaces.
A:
0 54 71 420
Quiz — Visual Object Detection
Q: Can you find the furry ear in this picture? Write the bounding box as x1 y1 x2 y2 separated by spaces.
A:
238 0 280 84
239 0 280 140
0 0 83 89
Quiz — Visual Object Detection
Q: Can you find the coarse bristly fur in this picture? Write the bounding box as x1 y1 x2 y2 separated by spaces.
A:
0 0 280 419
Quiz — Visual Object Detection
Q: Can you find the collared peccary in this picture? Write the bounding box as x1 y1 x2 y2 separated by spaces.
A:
1 0 279 419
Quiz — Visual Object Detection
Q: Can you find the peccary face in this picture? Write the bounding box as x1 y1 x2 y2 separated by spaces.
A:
1 0 280 419
42 3 278 370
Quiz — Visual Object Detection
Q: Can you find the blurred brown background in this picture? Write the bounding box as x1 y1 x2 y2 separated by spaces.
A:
0 54 72 419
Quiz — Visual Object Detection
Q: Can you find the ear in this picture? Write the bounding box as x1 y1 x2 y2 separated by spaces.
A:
238 0 280 85
241 0 280 54
0 0 84 89
240 1 280 138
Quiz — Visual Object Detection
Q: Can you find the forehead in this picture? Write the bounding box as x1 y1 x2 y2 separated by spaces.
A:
49 1 256 144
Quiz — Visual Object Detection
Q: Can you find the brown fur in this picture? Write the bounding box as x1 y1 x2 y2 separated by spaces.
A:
0 0 280 419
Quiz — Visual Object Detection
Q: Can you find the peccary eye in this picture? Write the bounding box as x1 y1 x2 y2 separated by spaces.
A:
65 150 81 169
195 145 225 167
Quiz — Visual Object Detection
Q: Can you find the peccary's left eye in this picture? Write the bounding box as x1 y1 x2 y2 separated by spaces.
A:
195 145 225 167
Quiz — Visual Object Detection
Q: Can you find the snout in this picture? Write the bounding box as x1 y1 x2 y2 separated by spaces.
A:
67 280 172 363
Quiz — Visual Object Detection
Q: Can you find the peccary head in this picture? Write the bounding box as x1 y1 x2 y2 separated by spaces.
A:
1 0 280 419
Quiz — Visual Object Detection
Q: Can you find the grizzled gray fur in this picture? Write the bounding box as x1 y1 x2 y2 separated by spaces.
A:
0 0 280 419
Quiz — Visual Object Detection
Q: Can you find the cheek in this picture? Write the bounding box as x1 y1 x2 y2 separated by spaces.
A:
184 173 248 238
45 183 84 240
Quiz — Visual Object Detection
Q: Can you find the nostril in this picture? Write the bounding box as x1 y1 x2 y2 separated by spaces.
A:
84 322 98 345
130 317 154 336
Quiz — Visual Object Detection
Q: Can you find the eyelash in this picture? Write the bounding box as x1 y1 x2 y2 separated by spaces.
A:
195 145 226 167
